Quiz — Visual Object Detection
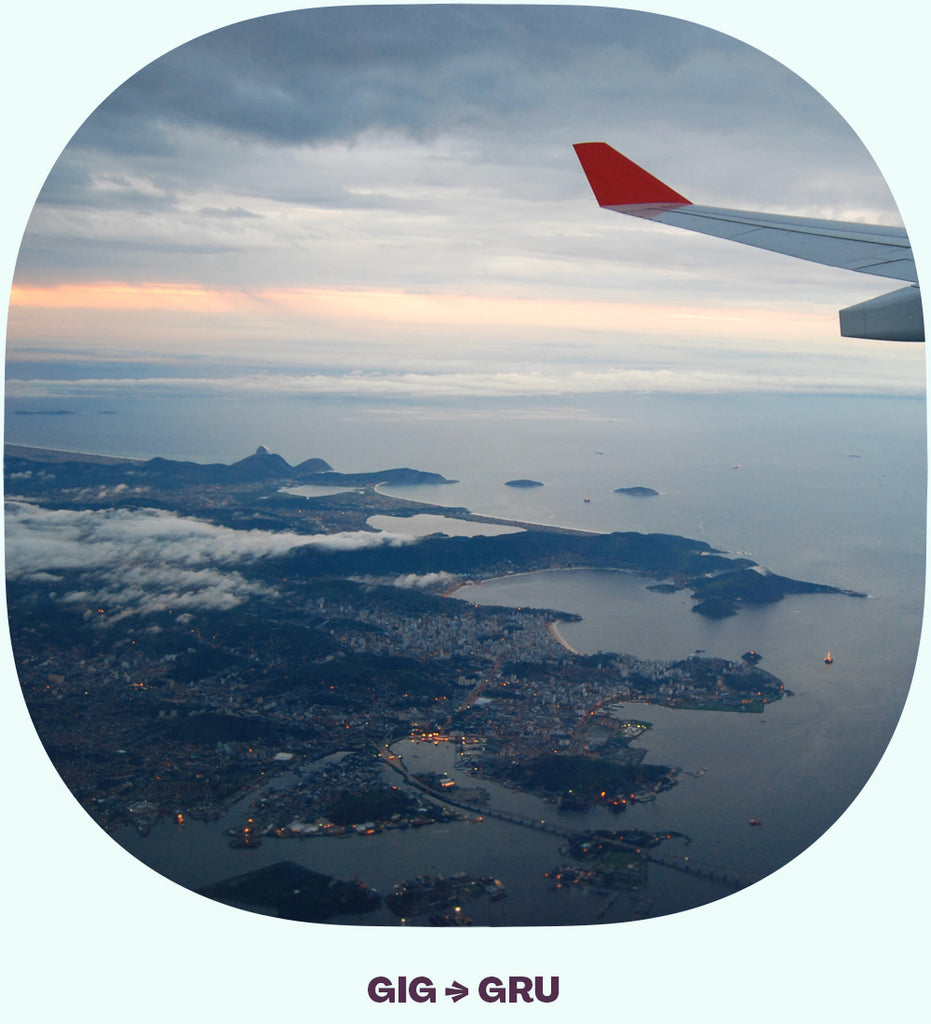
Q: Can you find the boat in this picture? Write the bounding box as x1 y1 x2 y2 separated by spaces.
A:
583 496 591 503
748 819 762 827
824 652 834 664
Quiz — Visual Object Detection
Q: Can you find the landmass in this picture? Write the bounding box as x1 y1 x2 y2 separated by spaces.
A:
13 409 75 416
505 478 543 488
197 861 380 922
614 486 658 497
6 444 860 919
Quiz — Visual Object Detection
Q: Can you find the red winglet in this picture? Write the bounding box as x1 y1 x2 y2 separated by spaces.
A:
573 142 691 208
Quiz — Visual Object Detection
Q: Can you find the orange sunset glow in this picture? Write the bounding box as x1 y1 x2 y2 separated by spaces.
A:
9 280 833 343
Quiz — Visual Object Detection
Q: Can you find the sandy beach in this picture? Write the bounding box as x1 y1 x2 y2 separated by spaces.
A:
4 443 144 465
545 619 581 655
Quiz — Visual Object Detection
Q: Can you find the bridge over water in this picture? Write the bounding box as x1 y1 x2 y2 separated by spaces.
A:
456 801 759 890
380 742 760 892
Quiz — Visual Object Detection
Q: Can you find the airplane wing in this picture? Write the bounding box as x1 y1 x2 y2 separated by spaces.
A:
573 142 923 342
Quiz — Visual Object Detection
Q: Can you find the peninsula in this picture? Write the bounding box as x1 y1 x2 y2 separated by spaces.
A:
7 444 862 922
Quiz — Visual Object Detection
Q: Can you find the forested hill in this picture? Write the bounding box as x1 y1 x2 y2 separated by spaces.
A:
4 445 456 490
271 530 863 618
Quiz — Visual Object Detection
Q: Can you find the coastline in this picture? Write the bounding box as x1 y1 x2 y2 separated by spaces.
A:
545 619 581 655
6 445 594 537
374 482 602 538
446 565 642 595
4 443 145 466
444 569 587 656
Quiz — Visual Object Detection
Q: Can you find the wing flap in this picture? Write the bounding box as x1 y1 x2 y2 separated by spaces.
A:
650 206 916 283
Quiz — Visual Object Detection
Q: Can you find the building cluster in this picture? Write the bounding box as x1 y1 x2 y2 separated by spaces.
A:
323 596 567 664
15 584 781 840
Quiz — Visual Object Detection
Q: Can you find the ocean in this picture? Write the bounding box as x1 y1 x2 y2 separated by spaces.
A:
4 386 925 924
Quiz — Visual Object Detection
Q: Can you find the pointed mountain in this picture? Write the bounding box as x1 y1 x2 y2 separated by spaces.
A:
229 446 294 481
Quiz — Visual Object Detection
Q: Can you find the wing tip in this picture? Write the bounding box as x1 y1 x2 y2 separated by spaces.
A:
573 142 691 209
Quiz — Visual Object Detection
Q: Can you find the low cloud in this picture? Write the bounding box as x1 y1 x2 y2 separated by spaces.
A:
5 501 415 618
351 571 459 590
60 564 267 619
6 350 926 403
391 572 459 590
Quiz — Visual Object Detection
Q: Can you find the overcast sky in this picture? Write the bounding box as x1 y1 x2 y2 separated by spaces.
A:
5 3 926 393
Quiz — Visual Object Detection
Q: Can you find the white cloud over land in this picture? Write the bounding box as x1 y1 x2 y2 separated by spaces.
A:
5 501 415 618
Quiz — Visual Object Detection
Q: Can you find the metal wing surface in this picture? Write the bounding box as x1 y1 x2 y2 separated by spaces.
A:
573 142 922 341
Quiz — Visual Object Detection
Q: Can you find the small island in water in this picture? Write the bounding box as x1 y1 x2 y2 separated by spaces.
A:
505 478 544 488
614 486 659 497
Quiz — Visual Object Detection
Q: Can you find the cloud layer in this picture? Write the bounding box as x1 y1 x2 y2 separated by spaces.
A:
5 501 413 618
7 348 925 402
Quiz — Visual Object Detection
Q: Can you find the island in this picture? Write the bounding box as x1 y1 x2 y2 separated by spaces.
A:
505 478 543 488
198 861 380 922
614 486 659 497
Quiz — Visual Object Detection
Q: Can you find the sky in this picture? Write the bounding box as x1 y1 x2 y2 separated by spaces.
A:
5 3 926 397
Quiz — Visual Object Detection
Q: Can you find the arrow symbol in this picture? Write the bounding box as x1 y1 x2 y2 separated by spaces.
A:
445 981 469 1003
